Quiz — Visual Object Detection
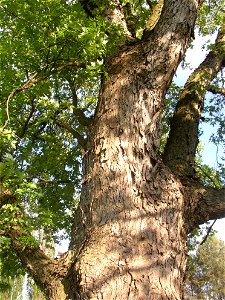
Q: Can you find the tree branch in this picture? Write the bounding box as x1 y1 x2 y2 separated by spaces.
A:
4 226 76 298
19 97 36 138
80 0 136 39
185 180 225 232
163 28 225 176
105 1 136 39
1 60 86 106
73 108 93 127
66 76 93 127
144 0 164 33
201 187 225 220
120 1 137 38
55 119 87 150
0 193 76 298
146 0 154 10
195 163 221 188
200 219 217 245
26 177 72 185
208 85 225 96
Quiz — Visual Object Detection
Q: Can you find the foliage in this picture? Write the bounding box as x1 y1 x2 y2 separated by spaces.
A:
197 0 225 36
160 82 181 152
195 142 224 188
0 0 162 253
0 237 25 296
185 235 225 299
196 81 225 187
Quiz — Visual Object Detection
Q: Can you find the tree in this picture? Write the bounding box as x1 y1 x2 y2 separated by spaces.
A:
0 0 225 299
185 235 225 299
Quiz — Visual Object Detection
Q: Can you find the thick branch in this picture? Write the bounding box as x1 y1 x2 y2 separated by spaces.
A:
0 193 76 299
186 182 225 232
190 185 225 228
142 0 199 42
80 0 135 39
163 28 225 176
120 1 137 38
144 0 164 33
202 187 225 220
7 229 75 299
104 1 136 39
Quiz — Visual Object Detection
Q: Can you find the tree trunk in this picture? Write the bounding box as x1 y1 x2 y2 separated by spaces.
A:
69 20 195 297
72 163 187 299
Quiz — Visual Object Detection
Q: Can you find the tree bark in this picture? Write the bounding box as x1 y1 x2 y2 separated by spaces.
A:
163 28 225 176
67 1 205 299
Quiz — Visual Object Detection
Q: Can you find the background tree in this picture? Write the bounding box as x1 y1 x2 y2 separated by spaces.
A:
0 0 225 299
185 235 225 300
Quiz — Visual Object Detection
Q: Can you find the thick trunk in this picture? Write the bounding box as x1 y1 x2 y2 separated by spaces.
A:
72 164 187 299
69 37 191 298
67 2 202 298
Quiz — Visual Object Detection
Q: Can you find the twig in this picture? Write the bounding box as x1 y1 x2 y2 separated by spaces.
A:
55 120 87 150
20 97 36 138
1 60 86 130
200 219 217 245
2 94 11 129
1 60 86 105
195 163 220 188
208 85 225 96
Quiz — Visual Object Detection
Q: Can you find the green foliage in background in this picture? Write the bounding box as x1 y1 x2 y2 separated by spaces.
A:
185 235 225 299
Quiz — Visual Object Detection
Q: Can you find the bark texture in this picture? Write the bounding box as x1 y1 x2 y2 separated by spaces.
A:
163 28 225 176
68 1 206 299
